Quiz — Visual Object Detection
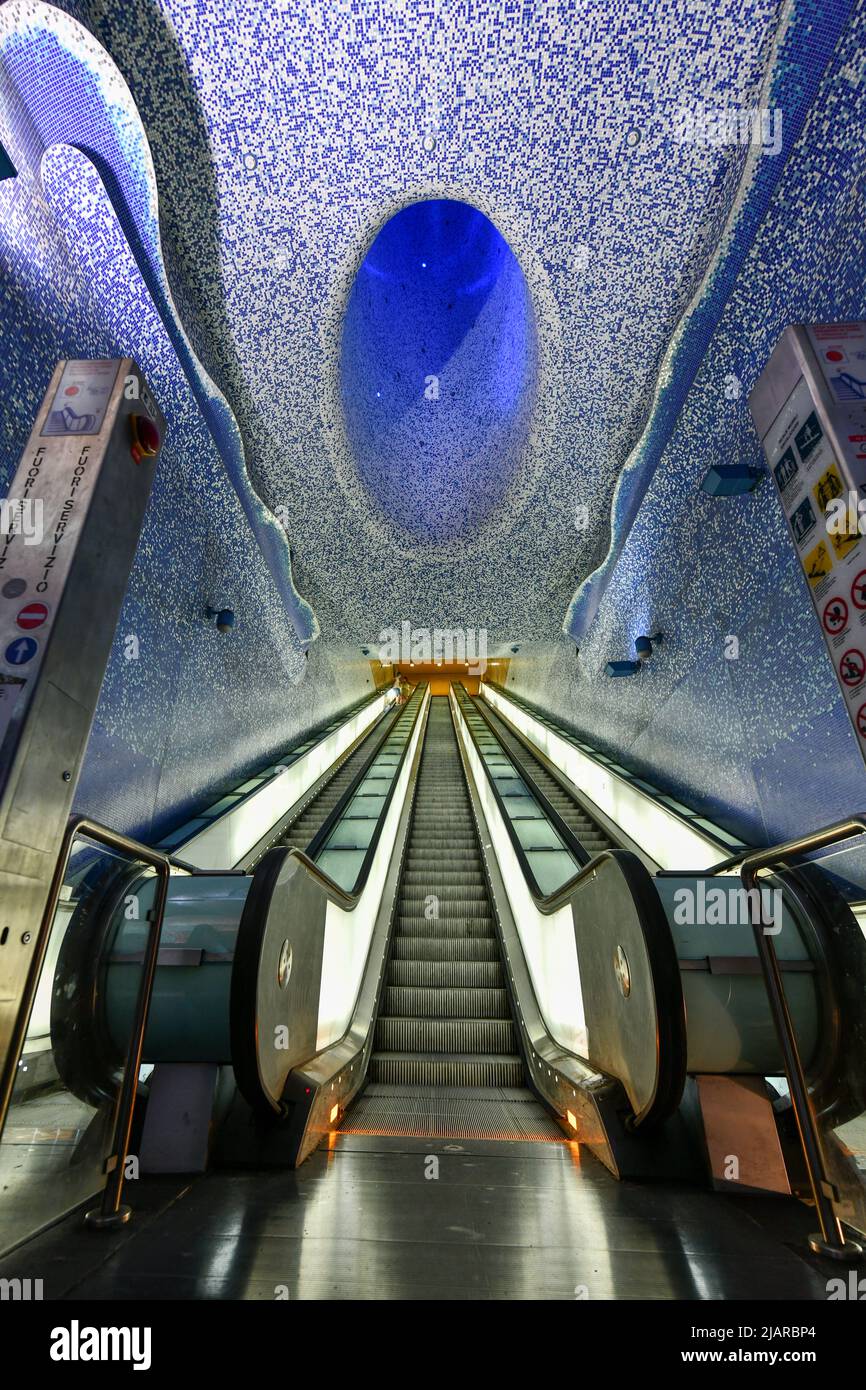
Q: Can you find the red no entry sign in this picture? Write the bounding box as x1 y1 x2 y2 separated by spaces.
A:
16 602 48 631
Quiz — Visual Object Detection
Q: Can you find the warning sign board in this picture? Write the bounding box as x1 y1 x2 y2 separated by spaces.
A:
804 540 832 588
751 324 866 769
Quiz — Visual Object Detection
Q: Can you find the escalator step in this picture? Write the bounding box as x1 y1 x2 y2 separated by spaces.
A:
368 1053 524 1088
401 871 485 887
400 879 487 895
382 986 510 1019
387 959 504 988
398 899 491 918
395 917 495 938
375 1017 517 1054
390 936 501 961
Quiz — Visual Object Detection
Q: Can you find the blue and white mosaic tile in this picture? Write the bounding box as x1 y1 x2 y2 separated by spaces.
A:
1 0 865 854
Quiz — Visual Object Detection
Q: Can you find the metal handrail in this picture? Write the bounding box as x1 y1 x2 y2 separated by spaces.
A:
739 816 866 1261
24 816 174 1231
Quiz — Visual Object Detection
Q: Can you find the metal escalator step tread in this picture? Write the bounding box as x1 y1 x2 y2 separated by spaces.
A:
397 899 491 917
375 1018 517 1053
387 960 504 987
400 880 487 894
382 986 510 1019
404 847 478 856
340 1089 563 1141
367 1053 524 1088
390 936 501 961
400 867 483 878
395 919 495 939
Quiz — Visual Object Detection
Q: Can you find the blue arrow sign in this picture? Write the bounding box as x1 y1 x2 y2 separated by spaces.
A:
4 637 37 665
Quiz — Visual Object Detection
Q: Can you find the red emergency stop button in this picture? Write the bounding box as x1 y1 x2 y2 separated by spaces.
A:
129 413 161 464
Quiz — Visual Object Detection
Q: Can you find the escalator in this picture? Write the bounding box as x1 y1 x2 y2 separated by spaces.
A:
342 696 562 1140
274 697 402 852
457 686 616 857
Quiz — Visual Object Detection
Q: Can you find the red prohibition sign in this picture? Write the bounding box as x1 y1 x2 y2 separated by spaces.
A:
840 648 866 686
822 596 849 634
16 602 48 630
857 703 866 739
852 570 866 609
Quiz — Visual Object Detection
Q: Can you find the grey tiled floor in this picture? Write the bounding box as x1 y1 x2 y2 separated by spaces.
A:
0 1133 854 1301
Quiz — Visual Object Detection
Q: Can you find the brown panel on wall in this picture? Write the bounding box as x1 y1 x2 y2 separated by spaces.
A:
393 662 481 694
369 660 395 690
696 1075 791 1195
483 659 510 687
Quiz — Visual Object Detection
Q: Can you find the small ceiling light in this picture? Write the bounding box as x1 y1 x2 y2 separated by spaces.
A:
422 132 437 153
206 605 235 634
635 631 663 662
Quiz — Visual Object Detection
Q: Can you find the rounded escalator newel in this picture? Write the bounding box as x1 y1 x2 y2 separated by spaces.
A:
614 944 631 998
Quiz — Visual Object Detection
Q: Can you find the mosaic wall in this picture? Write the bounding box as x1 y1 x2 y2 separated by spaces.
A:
504 0 866 866
0 0 864 856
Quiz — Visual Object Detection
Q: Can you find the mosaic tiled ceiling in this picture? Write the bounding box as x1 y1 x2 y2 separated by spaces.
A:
2 0 806 645
1 0 865 848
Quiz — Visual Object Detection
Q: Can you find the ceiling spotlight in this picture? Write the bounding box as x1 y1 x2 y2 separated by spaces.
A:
635 631 663 662
205 605 235 634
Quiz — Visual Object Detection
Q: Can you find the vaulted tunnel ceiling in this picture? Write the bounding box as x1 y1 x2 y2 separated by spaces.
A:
3 0 866 852
1 0 809 645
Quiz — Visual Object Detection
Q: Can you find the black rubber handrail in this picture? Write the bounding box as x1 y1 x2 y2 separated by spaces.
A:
452 683 591 906
451 692 686 1127
489 682 744 859
299 683 429 904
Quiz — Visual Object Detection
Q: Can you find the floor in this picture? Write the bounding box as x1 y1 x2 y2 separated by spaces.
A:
0 1131 853 1301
